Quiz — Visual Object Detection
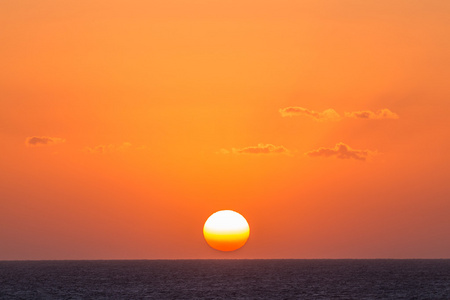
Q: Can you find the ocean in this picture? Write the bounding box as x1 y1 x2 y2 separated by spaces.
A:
0 260 449 299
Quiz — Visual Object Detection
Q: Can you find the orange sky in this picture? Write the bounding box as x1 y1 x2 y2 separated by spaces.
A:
1 0 449 259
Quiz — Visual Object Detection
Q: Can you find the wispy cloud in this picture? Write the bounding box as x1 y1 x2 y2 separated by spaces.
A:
85 142 132 154
345 109 399 120
26 136 65 147
279 107 399 121
306 143 374 161
220 143 291 155
279 107 341 121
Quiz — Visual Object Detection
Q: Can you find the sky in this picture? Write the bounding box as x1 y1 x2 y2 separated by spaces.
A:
1 0 449 260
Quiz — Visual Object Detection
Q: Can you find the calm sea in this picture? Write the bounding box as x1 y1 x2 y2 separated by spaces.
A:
0 260 449 299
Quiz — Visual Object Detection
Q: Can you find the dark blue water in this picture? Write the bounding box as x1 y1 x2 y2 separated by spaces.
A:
0 260 449 299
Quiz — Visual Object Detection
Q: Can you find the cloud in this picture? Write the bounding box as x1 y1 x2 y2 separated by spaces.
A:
26 136 65 147
345 109 399 120
279 107 399 121
306 143 374 161
279 107 341 121
220 143 291 155
218 148 231 155
85 142 132 154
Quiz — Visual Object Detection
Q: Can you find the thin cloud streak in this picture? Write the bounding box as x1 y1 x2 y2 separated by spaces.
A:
279 107 341 121
279 107 399 121
306 143 374 161
26 136 65 147
345 109 399 120
85 142 132 154
220 144 291 155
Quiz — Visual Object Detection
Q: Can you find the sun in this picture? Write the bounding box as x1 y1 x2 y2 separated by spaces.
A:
203 210 250 252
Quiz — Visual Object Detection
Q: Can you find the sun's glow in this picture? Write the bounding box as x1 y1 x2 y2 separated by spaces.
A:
203 210 250 252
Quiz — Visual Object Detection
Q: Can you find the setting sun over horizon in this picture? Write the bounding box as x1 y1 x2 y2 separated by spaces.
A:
203 210 250 252
1 0 449 260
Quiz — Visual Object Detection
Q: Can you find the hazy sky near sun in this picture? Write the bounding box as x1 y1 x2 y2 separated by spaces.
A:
1 0 449 260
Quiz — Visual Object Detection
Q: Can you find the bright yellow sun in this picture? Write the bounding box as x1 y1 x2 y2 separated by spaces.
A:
203 210 250 252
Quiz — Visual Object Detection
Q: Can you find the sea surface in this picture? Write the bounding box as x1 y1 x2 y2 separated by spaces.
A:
0 259 449 299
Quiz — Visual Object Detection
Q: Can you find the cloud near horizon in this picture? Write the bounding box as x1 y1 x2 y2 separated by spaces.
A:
26 136 65 147
345 109 399 120
306 143 374 161
85 142 132 154
280 107 399 121
279 107 341 121
220 143 291 155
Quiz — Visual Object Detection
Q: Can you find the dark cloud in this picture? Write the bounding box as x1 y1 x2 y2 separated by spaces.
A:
26 136 65 147
306 143 373 161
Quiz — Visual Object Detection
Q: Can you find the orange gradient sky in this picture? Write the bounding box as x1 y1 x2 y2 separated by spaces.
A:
1 0 449 259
